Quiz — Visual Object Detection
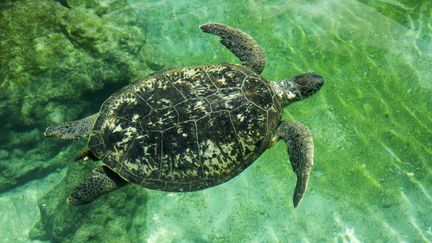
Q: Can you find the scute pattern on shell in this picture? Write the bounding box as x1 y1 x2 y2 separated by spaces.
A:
88 64 282 191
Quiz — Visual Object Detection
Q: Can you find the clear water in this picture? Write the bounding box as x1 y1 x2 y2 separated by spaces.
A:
0 0 431 242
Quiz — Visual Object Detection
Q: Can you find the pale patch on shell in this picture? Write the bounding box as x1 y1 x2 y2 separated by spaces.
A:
183 68 197 77
131 114 140 122
236 113 245 122
202 139 237 175
112 124 123 133
123 160 140 171
286 90 297 100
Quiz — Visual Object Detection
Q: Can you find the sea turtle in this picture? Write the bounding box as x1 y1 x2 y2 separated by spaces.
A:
45 23 324 208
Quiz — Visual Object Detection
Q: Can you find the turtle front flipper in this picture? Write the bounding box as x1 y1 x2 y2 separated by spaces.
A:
200 23 265 74
277 121 314 208
68 166 128 205
44 113 98 140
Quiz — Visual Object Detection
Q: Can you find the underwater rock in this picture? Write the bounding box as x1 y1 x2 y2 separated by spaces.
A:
30 160 148 242
0 168 66 242
0 0 160 192
0 131 78 192
0 0 154 127
0 1 156 241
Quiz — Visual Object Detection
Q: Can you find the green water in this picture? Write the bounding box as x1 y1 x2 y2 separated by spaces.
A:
0 0 431 242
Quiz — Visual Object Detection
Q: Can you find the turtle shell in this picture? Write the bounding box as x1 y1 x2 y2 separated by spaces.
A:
88 64 282 191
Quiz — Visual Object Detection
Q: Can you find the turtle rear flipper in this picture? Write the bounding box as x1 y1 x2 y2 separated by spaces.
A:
200 23 265 74
74 147 99 161
68 166 128 205
278 121 314 208
44 113 98 140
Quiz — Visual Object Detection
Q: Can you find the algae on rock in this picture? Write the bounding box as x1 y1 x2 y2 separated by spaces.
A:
1 1 157 241
0 0 160 192
0 0 154 127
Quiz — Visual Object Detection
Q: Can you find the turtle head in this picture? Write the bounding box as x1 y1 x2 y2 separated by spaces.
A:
275 72 324 105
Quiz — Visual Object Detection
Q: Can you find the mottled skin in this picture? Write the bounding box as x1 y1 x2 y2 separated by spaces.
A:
45 23 324 208
200 23 265 74
67 166 127 205
45 113 98 140
277 121 314 207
